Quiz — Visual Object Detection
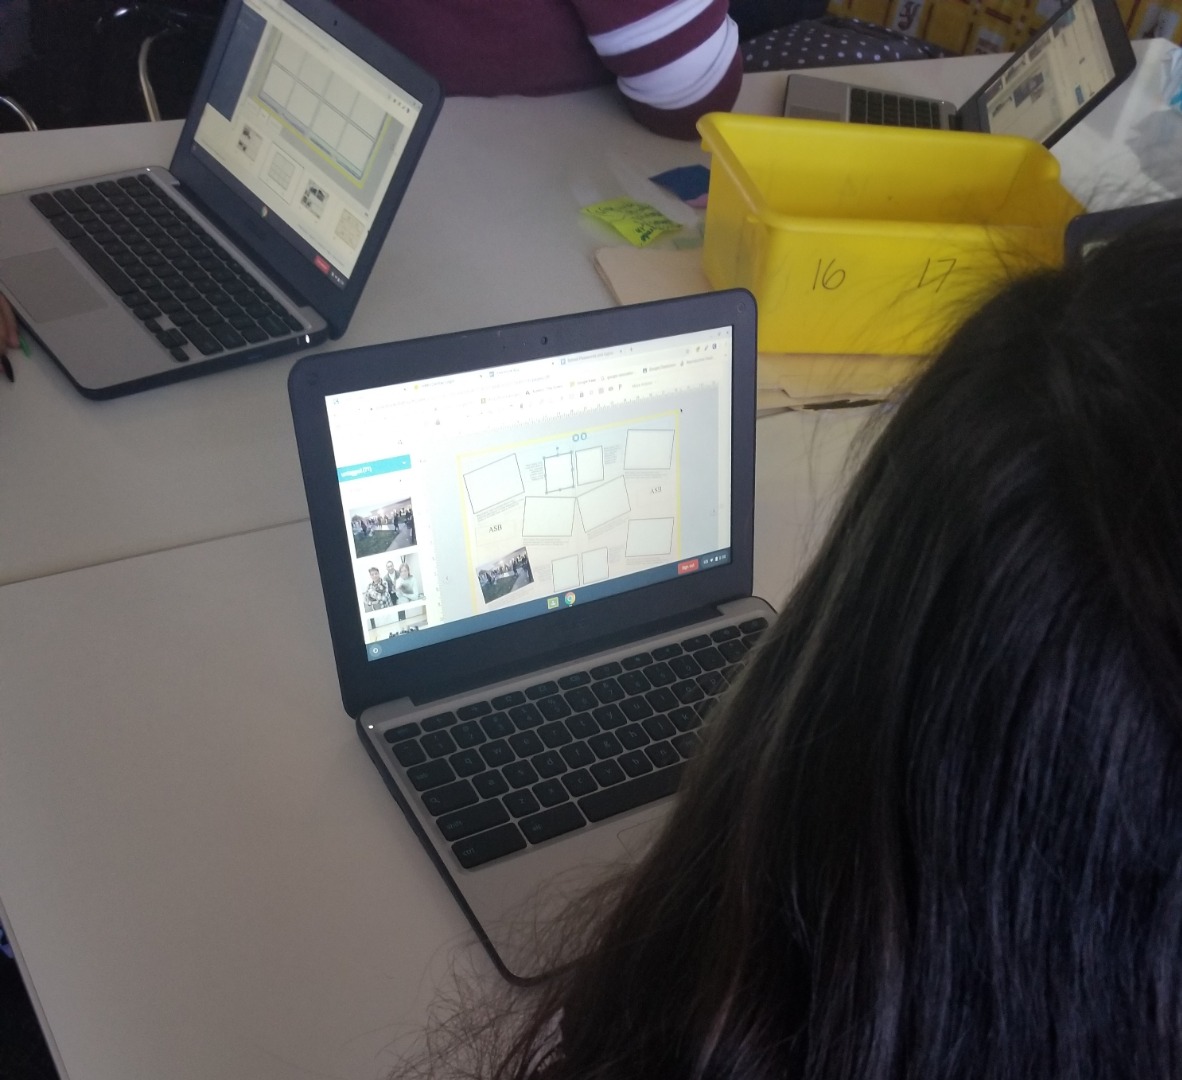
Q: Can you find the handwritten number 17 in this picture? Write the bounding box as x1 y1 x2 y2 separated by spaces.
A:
918 257 957 292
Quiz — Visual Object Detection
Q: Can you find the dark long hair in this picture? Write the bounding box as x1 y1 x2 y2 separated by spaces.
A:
449 220 1182 1080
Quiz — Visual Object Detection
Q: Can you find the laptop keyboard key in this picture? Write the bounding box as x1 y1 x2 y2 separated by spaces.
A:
448 749 485 777
643 662 676 687
509 703 543 729
526 680 560 700
452 823 526 869
561 768 597 797
719 638 748 663
560 741 595 769
617 724 650 751
534 693 570 720
532 779 570 808
590 759 626 787
532 750 566 778
508 730 544 757
592 678 625 703
578 761 684 822
384 722 421 744
421 779 478 816
479 739 514 768
473 770 510 799
592 704 626 730
672 679 705 704
642 713 676 741
406 759 456 791
520 803 586 844
504 790 541 817
480 712 515 739
619 750 654 777
566 713 598 740
452 721 486 748
645 686 678 712
617 670 651 695
564 686 598 711
392 741 426 768
538 721 572 748
588 732 623 759
619 697 654 723
503 761 540 789
646 741 680 770
420 731 457 758
695 646 726 671
437 799 510 842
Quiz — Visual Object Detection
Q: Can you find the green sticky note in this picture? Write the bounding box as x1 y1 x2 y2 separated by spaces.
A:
582 198 681 248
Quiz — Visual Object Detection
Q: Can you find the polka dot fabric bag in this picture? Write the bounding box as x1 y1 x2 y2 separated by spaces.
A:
743 15 953 70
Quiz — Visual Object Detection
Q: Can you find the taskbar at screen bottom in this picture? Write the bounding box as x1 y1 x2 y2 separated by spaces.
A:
364 547 733 662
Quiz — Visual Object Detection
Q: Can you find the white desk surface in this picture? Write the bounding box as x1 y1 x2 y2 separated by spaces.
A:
0 42 1177 1080
2 40 1176 587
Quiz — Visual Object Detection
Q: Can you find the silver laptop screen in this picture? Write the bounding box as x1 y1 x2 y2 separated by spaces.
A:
324 326 736 662
191 0 425 284
980 0 1115 144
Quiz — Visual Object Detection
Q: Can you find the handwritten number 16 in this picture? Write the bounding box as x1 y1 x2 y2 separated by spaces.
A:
812 259 846 291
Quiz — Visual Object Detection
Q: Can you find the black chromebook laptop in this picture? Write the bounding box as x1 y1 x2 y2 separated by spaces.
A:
288 290 773 980
0 0 441 398
783 0 1134 148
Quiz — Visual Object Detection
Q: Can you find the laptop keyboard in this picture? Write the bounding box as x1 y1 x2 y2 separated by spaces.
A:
30 175 305 365
849 87 943 128
383 616 769 869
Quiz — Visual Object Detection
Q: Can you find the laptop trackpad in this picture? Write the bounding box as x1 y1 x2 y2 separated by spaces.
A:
2 249 106 322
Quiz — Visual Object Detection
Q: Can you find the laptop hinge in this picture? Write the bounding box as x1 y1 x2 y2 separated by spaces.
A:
404 601 735 710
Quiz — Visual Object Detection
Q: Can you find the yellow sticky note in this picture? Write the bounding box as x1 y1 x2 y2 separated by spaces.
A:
582 198 681 248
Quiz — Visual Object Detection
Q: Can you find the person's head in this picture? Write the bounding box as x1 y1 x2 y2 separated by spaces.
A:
400 563 412 578
368 567 381 583
471 220 1182 1080
386 561 396 575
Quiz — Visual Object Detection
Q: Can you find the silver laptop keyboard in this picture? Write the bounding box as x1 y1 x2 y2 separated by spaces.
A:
30 175 304 365
849 86 943 128
384 616 768 869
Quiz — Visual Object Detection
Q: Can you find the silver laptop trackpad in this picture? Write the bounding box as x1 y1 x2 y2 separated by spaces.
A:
2 249 106 322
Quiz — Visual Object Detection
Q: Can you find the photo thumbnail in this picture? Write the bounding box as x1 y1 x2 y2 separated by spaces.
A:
349 496 416 559
476 546 534 605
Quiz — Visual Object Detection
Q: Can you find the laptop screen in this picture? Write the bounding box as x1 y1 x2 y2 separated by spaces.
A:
980 0 1115 144
323 326 736 663
189 0 426 286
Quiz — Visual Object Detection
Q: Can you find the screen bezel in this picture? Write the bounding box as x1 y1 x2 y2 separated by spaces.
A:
964 0 1135 147
289 291 759 719
169 0 443 337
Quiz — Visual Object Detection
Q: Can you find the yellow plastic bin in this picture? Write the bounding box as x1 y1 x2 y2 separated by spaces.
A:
697 114 1083 356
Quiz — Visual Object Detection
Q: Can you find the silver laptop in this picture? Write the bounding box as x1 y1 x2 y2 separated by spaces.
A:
783 0 1134 148
288 290 772 981
0 0 441 398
